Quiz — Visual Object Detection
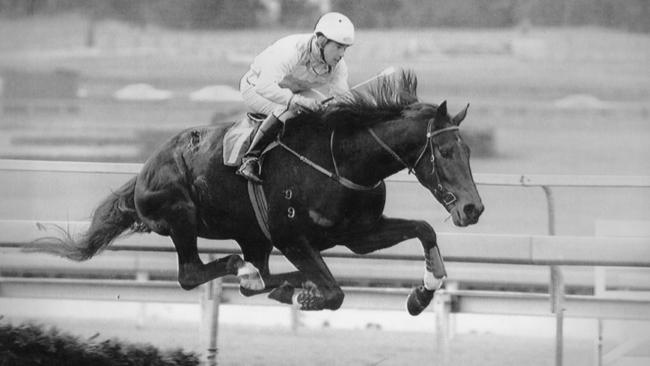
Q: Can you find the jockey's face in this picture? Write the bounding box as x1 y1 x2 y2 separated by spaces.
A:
322 40 349 67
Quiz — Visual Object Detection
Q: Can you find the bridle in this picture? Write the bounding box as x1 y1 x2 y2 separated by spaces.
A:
276 118 460 210
367 119 460 209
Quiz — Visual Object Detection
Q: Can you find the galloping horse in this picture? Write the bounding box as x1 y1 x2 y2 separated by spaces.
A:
36 70 483 315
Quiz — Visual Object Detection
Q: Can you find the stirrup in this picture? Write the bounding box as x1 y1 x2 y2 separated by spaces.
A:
237 158 263 183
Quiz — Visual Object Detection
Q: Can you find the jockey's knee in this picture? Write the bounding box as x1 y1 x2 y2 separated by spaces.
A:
325 287 345 310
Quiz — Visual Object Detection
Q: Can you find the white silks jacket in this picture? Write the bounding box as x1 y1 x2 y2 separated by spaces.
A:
241 33 349 110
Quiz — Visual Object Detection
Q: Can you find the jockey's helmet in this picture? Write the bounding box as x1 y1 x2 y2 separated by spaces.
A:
314 12 355 46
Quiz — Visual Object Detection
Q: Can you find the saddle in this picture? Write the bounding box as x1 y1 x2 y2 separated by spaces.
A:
223 113 273 241
223 113 276 242
222 112 266 166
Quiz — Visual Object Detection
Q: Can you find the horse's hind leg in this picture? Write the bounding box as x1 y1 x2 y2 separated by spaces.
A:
170 225 241 290
174 236 264 292
146 199 242 290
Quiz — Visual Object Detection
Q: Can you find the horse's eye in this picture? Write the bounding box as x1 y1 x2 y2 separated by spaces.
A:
440 148 453 159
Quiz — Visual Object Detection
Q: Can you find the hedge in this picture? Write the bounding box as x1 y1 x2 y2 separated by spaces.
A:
0 321 199 366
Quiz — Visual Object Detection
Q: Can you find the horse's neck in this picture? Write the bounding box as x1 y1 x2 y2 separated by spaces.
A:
337 120 423 185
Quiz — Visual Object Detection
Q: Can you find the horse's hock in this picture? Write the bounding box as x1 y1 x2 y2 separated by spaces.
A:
1 68 80 115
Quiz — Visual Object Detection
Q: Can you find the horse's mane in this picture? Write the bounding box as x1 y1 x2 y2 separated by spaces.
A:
288 69 419 132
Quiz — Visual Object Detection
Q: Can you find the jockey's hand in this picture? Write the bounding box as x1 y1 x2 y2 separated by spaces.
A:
290 95 321 113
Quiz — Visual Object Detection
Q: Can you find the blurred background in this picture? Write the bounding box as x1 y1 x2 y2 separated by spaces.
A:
0 1 649 365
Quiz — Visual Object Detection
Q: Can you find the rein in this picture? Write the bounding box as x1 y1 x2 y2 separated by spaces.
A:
276 139 381 191
276 120 460 197
368 123 459 174
368 122 460 209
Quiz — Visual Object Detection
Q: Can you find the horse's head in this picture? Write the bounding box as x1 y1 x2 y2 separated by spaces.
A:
295 69 483 226
413 101 484 226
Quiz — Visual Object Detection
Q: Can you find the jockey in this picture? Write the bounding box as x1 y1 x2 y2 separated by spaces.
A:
237 12 355 183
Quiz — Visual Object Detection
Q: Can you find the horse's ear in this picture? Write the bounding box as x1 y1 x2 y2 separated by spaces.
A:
452 103 470 126
436 101 448 117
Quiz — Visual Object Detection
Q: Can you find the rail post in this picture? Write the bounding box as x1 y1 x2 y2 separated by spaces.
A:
550 266 565 366
200 261 222 366
435 283 454 366
135 270 149 329
594 319 604 366
543 185 564 366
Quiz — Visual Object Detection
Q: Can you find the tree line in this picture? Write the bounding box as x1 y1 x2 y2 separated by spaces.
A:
1 0 647 32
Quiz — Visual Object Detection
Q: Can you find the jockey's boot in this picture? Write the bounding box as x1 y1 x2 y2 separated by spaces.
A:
236 114 283 183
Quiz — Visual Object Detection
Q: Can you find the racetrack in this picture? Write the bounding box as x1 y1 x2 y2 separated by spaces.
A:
1 312 599 366
1 13 649 365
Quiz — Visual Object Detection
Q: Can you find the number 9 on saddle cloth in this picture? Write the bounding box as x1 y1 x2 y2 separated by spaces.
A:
223 113 268 166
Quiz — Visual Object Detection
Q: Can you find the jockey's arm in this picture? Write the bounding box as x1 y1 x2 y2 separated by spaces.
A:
254 51 299 107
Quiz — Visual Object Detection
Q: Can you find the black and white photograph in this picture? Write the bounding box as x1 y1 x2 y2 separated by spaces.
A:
0 1 649 365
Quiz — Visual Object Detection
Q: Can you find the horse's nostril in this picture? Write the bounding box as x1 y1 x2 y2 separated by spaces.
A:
463 204 481 219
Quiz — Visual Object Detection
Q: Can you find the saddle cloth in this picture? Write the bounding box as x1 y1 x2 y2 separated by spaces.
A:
222 113 265 166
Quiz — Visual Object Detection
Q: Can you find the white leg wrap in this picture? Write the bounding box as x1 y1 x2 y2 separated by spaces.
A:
423 270 445 291
291 292 301 307
237 261 265 291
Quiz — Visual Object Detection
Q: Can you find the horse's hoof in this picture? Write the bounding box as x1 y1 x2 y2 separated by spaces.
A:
406 285 435 316
294 285 325 311
239 286 258 297
268 281 294 304
226 255 244 274
237 262 265 291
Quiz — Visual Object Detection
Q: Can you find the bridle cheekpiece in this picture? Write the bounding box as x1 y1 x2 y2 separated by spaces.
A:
368 118 460 209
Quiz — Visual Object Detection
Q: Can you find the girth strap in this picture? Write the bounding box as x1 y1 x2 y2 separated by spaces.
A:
247 181 272 242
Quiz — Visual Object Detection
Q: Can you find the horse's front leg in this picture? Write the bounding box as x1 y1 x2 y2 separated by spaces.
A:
235 239 309 302
236 239 341 307
275 235 345 311
334 216 446 316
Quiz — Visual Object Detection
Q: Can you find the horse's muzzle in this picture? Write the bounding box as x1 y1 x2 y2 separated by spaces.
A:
453 202 484 227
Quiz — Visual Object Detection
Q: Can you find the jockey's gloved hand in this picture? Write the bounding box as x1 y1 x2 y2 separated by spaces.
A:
290 95 321 113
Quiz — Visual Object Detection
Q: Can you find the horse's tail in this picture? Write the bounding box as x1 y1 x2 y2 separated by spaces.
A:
27 177 148 261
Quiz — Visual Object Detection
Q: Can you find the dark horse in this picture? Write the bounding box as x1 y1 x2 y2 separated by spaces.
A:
37 70 483 315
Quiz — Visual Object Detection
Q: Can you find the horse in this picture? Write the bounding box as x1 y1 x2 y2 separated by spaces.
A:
34 69 483 315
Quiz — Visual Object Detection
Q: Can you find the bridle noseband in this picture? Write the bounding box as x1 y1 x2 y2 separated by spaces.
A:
367 119 460 209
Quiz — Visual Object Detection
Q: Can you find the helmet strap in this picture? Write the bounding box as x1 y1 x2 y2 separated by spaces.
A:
314 34 332 71
315 34 327 60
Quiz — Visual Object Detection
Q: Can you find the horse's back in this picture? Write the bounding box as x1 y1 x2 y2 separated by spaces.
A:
139 123 232 182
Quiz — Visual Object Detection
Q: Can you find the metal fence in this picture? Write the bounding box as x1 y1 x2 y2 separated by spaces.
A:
0 159 649 366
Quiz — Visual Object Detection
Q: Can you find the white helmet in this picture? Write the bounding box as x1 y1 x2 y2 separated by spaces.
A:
314 12 355 46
